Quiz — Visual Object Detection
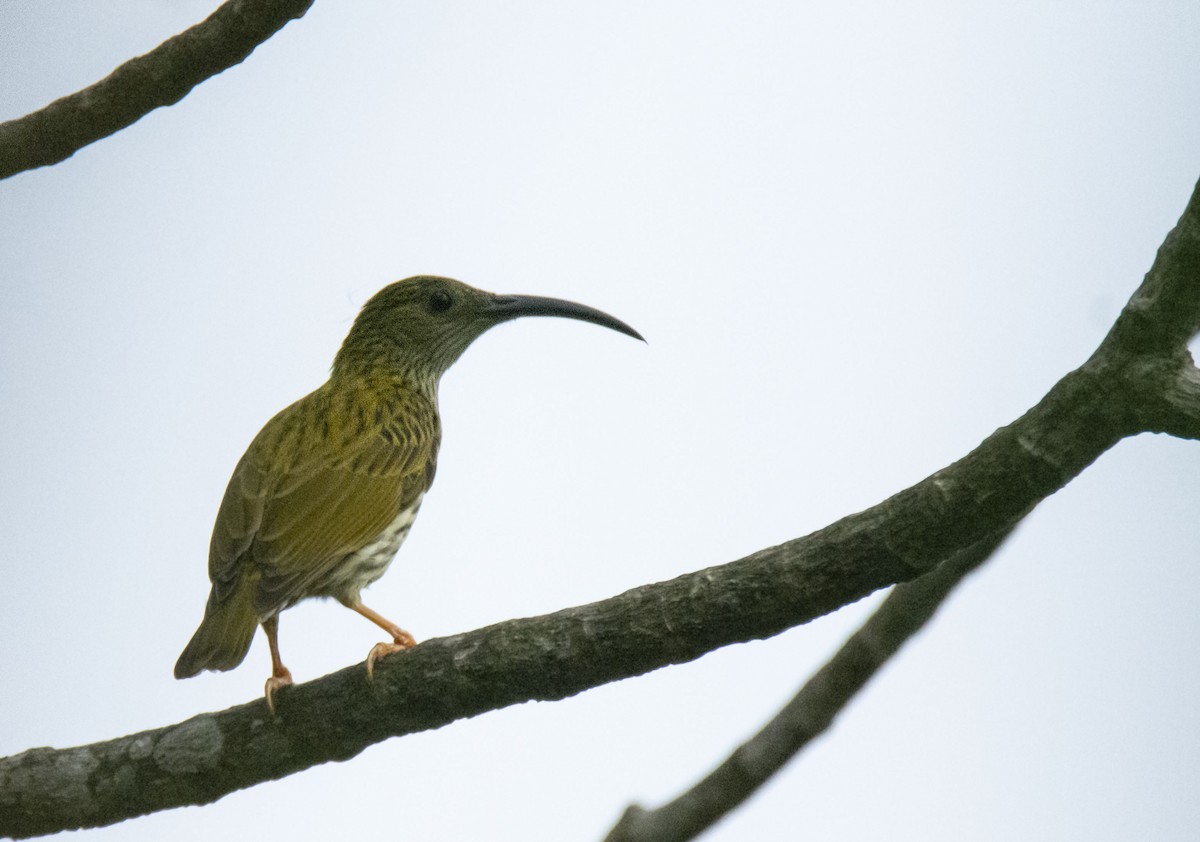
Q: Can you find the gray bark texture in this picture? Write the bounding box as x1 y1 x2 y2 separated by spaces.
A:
604 528 1014 842
0 0 314 180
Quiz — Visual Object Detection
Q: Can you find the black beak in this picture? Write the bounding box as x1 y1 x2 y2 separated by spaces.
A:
487 294 644 342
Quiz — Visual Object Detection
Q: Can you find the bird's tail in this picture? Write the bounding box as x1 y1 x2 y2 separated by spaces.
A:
174 585 259 679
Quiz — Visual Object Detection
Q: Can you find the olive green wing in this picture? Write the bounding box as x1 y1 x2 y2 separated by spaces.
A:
207 391 439 619
205 400 303 608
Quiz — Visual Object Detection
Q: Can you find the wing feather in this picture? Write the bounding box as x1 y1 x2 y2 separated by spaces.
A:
206 384 440 619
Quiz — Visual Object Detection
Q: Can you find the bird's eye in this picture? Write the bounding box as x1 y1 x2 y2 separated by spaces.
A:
427 290 454 314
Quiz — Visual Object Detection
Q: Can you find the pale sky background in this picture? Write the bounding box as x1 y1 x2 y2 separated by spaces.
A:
2 2 1200 840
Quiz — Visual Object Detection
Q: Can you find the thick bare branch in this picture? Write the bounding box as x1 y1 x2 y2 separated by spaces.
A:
2 178 1198 838
0 0 314 180
600 176 1200 842
604 529 1014 842
1100 180 1200 358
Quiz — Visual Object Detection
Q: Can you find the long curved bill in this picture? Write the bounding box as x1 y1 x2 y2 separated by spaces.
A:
487 294 644 341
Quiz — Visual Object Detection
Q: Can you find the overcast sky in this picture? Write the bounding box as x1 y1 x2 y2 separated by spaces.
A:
3 2 1200 840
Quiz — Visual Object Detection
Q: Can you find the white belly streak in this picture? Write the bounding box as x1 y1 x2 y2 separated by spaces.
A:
330 493 423 600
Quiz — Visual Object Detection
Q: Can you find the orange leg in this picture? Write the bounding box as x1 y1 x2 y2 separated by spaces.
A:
339 599 417 680
262 614 293 714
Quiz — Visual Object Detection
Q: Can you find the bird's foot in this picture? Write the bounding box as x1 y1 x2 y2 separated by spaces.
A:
365 631 417 681
264 667 293 715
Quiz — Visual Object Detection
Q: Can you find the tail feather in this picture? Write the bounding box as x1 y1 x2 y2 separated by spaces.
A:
174 585 259 679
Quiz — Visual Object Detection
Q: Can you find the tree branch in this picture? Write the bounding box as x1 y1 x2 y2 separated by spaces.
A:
603 528 1014 842
0 0 314 180
600 178 1200 839
2 179 1198 837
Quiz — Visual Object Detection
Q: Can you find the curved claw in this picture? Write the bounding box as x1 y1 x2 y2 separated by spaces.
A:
264 668 293 715
365 633 416 681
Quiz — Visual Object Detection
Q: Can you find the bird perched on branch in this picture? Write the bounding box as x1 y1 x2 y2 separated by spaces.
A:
174 275 642 711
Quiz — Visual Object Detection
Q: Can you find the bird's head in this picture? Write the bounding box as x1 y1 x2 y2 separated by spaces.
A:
332 275 643 382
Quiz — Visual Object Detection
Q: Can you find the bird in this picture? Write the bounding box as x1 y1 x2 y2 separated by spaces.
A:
174 275 642 711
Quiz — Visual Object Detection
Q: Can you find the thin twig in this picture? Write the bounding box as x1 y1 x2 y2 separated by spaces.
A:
0 0 314 179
